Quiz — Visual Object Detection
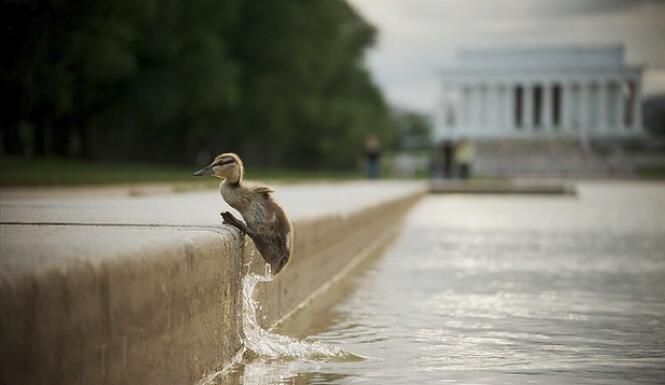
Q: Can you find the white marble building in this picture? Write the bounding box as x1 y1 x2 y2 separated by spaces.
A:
436 45 643 141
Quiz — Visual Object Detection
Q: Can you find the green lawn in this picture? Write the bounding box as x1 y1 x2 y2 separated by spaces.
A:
0 157 360 186
636 165 665 179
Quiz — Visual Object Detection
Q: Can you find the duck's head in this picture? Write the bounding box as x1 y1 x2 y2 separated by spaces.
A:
193 152 244 184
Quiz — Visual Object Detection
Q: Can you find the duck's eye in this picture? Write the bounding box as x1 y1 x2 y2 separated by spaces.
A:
215 159 234 166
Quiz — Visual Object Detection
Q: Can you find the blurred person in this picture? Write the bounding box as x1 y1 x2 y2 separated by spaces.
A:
454 139 475 179
364 134 381 179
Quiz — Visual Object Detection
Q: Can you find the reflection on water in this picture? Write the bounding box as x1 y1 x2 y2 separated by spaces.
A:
216 182 665 384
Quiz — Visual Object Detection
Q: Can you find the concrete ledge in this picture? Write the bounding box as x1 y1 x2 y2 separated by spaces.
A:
430 179 576 195
0 182 424 385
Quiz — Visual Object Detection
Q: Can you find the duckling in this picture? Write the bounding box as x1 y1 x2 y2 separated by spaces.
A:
193 153 293 275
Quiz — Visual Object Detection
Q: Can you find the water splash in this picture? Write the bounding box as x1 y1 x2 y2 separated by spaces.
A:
241 264 350 359
197 262 358 385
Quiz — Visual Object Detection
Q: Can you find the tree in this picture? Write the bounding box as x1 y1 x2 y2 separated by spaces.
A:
1 0 395 169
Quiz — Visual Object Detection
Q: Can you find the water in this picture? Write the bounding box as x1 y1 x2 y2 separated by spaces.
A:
209 182 665 384
199 265 358 385
240 265 349 360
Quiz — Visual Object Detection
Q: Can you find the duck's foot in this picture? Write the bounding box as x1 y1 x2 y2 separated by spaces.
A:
220 211 247 235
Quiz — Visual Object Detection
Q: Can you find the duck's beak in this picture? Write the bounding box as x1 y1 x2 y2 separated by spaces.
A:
193 164 213 176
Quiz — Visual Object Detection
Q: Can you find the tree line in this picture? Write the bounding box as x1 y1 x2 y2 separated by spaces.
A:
1 0 396 168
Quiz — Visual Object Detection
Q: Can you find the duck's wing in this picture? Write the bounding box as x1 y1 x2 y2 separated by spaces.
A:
251 185 274 196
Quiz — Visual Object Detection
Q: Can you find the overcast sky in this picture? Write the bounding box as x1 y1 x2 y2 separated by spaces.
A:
347 0 665 113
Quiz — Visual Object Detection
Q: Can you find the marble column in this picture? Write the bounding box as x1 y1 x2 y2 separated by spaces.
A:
561 82 571 132
631 79 642 131
485 84 493 131
579 81 590 140
479 85 487 130
615 81 625 131
606 82 618 131
523 83 533 130
458 83 469 130
465 84 476 132
505 84 515 133
498 84 507 133
483 84 491 130
597 80 607 133
542 83 552 131
500 84 509 133
452 83 460 129
477 84 484 130
487 84 497 132
496 84 505 133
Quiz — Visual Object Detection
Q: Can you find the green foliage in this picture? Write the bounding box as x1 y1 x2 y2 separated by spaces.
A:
1 0 393 169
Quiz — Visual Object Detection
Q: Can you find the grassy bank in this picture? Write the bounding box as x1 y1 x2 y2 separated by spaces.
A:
0 157 360 186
